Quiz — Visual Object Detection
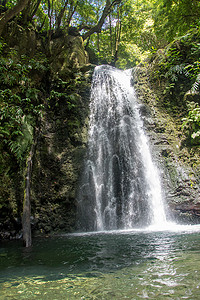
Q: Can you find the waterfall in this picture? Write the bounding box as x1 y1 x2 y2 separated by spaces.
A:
77 65 167 231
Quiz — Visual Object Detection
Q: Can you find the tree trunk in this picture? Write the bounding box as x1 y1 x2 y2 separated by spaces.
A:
22 145 33 247
113 5 121 65
21 0 42 24
109 13 113 56
30 0 42 21
22 129 38 247
97 32 100 52
0 0 29 36
55 0 68 30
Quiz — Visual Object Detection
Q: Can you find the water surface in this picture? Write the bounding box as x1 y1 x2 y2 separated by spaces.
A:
1 228 200 299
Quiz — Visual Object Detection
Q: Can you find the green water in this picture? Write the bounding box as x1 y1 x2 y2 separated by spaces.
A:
1 229 200 299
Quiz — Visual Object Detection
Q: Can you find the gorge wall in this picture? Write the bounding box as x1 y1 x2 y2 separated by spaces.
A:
0 26 93 239
31 61 200 235
133 65 200 224
1 27 200 240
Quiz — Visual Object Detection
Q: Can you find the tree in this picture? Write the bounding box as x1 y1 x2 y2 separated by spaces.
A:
82 0 121 40
153 0 200 43
0 0 30 35
86 0 157 67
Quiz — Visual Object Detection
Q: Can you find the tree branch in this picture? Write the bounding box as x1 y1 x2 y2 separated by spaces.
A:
0 0 29 35
55 0 68 30
82 0 121 40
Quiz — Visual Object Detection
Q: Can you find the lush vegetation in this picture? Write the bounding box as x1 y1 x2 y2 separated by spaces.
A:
0 0 199 66
0 0 200 238
149 29 200 144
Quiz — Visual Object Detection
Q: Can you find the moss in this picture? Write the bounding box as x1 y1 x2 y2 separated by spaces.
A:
0 26 91 238
134 62 200 224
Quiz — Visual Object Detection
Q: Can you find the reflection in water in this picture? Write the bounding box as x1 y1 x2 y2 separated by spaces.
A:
1 231 200 299
144 236 178 292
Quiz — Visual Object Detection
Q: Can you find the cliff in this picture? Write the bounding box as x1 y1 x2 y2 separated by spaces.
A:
134 63 200 224
1 27 200 240
0 25 93 239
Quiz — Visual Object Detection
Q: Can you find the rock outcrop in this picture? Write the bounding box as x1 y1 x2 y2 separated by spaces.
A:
133 65 200 224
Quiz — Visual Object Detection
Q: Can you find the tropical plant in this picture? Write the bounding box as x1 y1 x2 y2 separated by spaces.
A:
153 0 200 44
0 45 46 162
182 102 200 144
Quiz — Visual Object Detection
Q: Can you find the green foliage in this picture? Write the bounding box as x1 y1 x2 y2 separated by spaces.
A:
182 102 200 144
48 73 84 111
150 30 200 145
151 30 200 97
1 0 200 69
86 0 157 67
116 43 148 69
165 64 188 81
47 69 91 143
191 73 200 94
152 32 200 145
0 43 47 162
153 0 200 44
87 0 200 66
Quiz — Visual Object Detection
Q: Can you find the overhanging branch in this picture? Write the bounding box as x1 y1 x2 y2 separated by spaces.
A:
0 0 29 35
82 0 121 40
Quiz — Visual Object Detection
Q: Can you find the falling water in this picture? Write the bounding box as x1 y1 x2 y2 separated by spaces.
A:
77 65 167 231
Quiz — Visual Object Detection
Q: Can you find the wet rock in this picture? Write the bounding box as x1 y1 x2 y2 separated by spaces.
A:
31 74 90 234
161 149 171 157
0 26 91 239
79 64 96 73
133 65 200 224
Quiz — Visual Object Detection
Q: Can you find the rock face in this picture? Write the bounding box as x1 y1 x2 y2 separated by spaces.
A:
31 95 90 234
31 62 200 232
2 24 200 240
0 26 92 239
133 66 200 224
49 34 89 73
29 52 92 234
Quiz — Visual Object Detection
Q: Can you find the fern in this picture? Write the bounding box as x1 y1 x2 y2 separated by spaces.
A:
7 116 34 161
8 140 23 161
165 64 189 81
192 131 200 139
191 43 200 57
191 73 200 94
